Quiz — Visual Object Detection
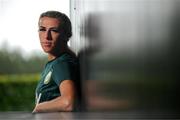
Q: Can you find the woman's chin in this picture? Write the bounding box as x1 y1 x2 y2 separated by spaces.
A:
42 48 52 53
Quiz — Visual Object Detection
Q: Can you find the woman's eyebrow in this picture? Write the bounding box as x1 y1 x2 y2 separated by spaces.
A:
50 27 59 30
39 26 45 28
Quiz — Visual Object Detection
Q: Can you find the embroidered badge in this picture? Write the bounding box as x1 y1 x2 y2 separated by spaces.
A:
44 71 52 84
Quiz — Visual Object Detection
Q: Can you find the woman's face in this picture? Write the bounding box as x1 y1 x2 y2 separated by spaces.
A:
38 17 63 54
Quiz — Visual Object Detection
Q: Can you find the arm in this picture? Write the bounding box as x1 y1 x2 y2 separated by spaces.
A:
33 80 76 113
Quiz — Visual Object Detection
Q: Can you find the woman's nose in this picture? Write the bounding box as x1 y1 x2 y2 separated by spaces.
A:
45 30 52 40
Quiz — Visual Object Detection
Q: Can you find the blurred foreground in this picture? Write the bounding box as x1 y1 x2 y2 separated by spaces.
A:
0 111 179 120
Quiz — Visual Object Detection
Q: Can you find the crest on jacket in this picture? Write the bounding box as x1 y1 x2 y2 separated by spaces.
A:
44 71 52 84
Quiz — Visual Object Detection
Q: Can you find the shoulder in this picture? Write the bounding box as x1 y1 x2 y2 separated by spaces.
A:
52 53 78 67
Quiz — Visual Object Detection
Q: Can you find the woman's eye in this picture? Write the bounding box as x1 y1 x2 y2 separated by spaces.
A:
51 29 59 33
39 28 46 31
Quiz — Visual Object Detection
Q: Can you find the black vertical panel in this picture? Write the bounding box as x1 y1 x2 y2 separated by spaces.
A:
70 0 180 114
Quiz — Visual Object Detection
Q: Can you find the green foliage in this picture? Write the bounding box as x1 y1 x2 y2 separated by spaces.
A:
0 43 47 74
0 42 46 111
0 74 40 111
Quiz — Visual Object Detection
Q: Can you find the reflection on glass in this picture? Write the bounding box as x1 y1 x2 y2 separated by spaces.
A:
70 0 180 113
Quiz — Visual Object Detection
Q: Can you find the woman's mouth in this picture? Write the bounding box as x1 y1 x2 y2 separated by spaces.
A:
41 42 52 47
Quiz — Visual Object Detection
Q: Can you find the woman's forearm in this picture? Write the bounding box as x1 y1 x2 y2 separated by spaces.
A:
33 95 74 113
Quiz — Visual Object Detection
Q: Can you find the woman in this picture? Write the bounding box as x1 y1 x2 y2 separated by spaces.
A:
33 11 79 113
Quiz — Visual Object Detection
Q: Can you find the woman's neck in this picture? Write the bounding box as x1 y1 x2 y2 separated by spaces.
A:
47 46 68 61
48 54 56 61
